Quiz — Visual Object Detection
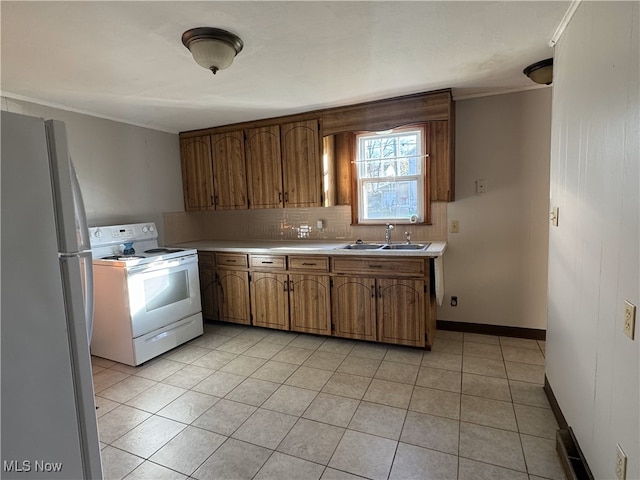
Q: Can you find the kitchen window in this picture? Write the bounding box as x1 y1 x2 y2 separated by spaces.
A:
354 125 428 224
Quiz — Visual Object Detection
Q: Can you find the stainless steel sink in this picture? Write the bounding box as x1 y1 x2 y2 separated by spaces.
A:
381 243 430 250
340 243 385 250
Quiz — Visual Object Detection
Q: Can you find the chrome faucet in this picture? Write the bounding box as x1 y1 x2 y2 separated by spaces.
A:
405 231 411 244
385 224 394 245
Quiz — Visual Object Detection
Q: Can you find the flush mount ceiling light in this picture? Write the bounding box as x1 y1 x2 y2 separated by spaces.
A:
181 27 243 74
523 58 553 85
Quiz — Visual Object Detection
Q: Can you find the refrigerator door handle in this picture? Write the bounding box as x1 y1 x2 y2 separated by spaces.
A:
79 251 94 343
45 121 92 253
69 159 92 252
59 255 103 479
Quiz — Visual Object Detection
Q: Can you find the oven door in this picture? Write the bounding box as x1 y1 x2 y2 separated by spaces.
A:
125 254 202 338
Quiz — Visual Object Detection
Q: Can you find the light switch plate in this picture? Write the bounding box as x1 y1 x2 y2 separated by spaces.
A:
624 301 636 340
450 220 459 234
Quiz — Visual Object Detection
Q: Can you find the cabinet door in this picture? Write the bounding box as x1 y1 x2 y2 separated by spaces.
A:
331 276 376 341
216 269 250 324
429 120 454 202
377 278 425 347
250 272 289 330
180 136 215 211
281 120 322 208
211 131 248 209
245 125 283 208
289 274 331 335
199 265 218 320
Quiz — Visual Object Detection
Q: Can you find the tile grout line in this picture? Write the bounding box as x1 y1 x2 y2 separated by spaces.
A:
94 326 558 479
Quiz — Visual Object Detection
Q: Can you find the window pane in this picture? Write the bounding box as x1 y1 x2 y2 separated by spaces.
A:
358 131 421 180
361 179 420 220
355 126 425 224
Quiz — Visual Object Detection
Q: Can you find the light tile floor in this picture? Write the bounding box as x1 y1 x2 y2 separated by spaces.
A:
92 323 567 480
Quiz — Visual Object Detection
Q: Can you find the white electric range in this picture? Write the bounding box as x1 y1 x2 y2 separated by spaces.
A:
89 223 203 366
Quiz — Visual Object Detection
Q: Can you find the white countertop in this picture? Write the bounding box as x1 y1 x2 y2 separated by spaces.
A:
172 239 447 257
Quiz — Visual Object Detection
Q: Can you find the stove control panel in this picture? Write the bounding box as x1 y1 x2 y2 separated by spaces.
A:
89 223 158 247
111 226 135 239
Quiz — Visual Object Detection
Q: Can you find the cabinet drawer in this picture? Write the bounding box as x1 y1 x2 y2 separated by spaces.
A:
250 254 286 270
215 253 248 268
288 256 330 272
198 251 215 266
332 257 426 276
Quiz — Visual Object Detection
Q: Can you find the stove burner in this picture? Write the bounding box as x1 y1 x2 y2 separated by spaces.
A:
144 248 184 254
101 255 145 261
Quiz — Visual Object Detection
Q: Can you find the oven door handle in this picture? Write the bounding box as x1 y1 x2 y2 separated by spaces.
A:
127 254 198 274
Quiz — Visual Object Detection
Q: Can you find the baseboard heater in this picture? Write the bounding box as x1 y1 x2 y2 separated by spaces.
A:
556 428 594 480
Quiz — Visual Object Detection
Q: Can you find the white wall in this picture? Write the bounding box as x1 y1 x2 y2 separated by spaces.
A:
545 2 639 479
438 89 552 330
1 97 183 244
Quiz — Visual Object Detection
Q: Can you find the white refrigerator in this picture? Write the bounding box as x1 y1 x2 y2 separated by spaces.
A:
1 111 103 479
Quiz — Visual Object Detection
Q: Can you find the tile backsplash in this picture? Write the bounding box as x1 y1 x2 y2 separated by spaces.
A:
164 203 447 245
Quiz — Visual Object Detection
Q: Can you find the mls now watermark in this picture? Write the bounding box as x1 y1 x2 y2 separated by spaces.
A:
3 460 64 473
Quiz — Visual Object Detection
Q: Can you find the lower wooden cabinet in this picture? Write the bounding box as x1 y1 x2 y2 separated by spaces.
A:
199 265 218 320
198 252 218 321
289 274 331 335
198 250 434 348
331 276 377 341
250 272 289 330
216 269 251 325
331 276 426 347
377 278 426 347
250 271 331 335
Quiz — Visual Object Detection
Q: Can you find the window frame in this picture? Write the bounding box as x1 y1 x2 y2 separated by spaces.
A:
350 124 431 225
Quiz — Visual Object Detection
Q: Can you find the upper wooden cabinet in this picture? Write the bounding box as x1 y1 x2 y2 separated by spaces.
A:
211 131 248 209
180 132 247 211
180 136 215 211
321 90 452 135
280 120 322 208
245 125 283 208
429 120 455 202
179 89 455 210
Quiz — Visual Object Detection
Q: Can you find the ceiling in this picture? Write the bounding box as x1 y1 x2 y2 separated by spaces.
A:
1 1 569 134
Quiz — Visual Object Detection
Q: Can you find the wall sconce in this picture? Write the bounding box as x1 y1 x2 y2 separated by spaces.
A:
523 58 553 85
182 27 243 74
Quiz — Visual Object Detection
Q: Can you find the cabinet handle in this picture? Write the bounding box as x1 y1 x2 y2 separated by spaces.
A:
378 285 382 298
278 192 282 202
289 280 294 292
284 281 288 292
284 192 289 203
226 259 237 263
210 195 214 205
301 262 316 266
371 285 375 298
261 261 274 264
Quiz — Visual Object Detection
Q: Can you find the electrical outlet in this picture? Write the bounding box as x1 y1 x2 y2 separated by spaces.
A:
616 444 627 480
450 296 458 307
450 220 459 234
624 301 636 340
475 179 487 194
